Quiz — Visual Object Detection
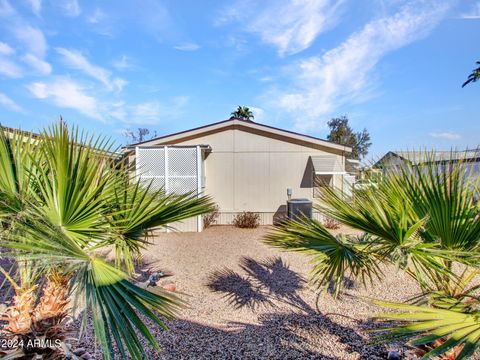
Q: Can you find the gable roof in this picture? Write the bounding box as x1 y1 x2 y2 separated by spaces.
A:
124 118 352 153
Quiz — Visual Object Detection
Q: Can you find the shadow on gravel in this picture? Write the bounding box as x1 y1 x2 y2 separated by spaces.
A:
79 256 387 359
206 256 314 313
143 311 386 359
198 257 388 358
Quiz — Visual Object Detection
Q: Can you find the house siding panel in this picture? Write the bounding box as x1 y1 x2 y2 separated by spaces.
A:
132 125 348 230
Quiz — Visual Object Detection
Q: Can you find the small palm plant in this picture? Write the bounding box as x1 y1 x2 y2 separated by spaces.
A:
0 122 214 359
264 151 480 359
230 106 254 121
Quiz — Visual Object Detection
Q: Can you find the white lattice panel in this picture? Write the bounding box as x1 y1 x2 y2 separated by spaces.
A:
136 146 200 194
140 177 165 192
136 148 165 177
169 177 197 195
135 145 202 231
168 148 197 176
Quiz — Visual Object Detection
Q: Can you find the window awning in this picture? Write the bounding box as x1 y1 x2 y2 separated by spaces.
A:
311 155 346 175
346 158 360 174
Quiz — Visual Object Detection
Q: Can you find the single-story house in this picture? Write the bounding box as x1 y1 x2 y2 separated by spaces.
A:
124 118 356 231
375 150 480 171
374 150 480 197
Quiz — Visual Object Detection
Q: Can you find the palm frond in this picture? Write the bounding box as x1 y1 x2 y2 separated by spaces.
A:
317 178 420 251
264 217 382 297
0 126 41 215
3 214 179 360
30 123 119 244
462 61 480 87
375 301 480 360
109 179 215 272
77 258 178 360
397 152 480 251
0 121 193 359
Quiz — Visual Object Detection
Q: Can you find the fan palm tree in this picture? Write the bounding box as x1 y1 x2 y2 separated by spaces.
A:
0 122 215 359
230 106 254 121
462 60 480 87
264 152 480 359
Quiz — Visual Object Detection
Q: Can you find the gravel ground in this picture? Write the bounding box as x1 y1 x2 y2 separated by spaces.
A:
78 225 423 359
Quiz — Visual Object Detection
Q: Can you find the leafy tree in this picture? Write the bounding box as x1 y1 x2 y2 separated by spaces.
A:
264 152 480 359
230 106 254 121
124 128 158 144
462 60 480 87
0 122 214 359
326 116 371 160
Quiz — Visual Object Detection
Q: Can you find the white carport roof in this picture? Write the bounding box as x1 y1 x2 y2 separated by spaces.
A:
311 155 346 175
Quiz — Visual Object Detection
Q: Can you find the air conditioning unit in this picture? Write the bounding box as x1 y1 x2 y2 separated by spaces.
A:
287 198 313 220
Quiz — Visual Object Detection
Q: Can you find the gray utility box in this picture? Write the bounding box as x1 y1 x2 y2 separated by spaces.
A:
287 198 313 220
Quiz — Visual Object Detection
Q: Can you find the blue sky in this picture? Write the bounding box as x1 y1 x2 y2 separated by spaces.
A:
0 0 478 159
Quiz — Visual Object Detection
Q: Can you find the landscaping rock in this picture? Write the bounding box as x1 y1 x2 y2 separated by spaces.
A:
387 350 402 360
148 271 165 286
161 283 176 292
79 226 419 359
73 347 86 356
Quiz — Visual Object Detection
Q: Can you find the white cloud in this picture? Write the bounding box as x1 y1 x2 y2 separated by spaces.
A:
429 131 461 140
60 0 80 16
0 0 15 16
0 41 22 79
268 1 451 131
131 102 162 124
26 76 188 125
113 55 133 71
259 76 273 82
218 0 344 56
27 78 102 120
0 57 23 78
460 1 480 19
26 0 41 16
0 92 23 112
109 102 128 122
87 8 104 24
13 25 47 57
124 96 189 125
136 0 172 40
86 8 115 36
174 43 200 51
0 41 14 55
22 53 51 75
249 106 265 121
112 78 128 91
56 48 126 91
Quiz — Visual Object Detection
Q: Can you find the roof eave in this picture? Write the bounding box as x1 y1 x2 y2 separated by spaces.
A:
123 118 352 153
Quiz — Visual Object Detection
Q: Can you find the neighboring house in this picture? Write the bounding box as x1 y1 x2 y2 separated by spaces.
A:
123 118 354 231
374 150 480 190
1 125 40 140
375 150 480 171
